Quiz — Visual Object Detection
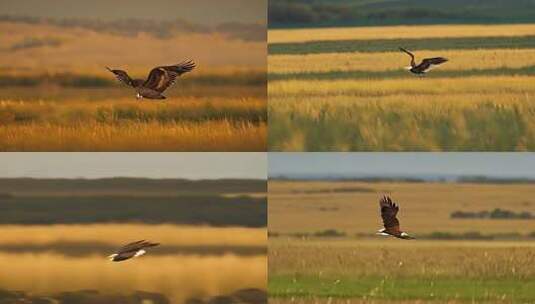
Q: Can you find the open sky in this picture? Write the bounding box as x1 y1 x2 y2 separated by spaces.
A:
269 153 535 179
0 0 266 25
0 153 266 179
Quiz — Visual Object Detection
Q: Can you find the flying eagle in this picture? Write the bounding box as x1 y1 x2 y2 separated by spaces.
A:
108 240 160 262
377 196 414 240
399 47 447 75
106 60 195 99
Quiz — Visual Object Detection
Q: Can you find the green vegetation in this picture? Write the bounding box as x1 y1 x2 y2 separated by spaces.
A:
451 208 534 220
269 35 535 55
270 66 535 81
270 275 535 302
269 99 535 151
270 238 535 303
0 195 266 227
269 0 535 28
0 99 265 125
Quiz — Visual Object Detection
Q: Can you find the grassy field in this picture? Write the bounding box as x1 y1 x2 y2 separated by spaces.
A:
0 97 266 151
270 239 535 303
0 21 266 151
268 24 535 151
269 180 535 303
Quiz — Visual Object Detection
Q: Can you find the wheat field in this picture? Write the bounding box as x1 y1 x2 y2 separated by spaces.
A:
268 24 535 151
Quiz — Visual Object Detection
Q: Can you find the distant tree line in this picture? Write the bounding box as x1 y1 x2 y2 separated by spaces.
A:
269 0 535 28
451 208 534 220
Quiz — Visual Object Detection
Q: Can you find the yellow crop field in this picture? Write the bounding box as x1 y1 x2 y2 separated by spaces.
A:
269 76 535 97
268 24 535 151
269 24 535 43
270 49 535 74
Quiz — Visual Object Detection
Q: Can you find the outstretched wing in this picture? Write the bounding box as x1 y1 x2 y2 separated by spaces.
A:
143 60 196 93
118 240 146 254
399 47 416 67
419 57 448 71
140 241 160 249
106 67 137 87
422 57 448 65
379 196 400 231
118 240 160 253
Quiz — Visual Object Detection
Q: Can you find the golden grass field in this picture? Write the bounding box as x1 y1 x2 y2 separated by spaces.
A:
0 98 266 151
268 180 535 235
0 224 266 303
0 21 266 151
268 24 535 151
269 24 535 43
270 49 535 74
268 180 535 303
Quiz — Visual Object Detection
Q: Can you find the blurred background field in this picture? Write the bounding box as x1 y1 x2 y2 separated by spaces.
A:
268 0 535 151
0 153 267 304
0 0 266 151
0 178 267 304
268 153 535 303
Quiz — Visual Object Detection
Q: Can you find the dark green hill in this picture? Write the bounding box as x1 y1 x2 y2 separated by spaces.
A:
269 0 535 28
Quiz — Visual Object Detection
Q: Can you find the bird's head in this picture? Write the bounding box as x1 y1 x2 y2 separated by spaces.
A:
108 253 118 261
136 93 143 100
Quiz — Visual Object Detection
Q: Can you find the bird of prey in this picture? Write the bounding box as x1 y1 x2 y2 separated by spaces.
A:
377 196 414 240
108 240 160 262
106 60 195 99
399 47 448 75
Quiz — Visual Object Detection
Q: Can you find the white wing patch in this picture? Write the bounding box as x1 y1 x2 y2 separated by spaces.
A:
134 249 146 258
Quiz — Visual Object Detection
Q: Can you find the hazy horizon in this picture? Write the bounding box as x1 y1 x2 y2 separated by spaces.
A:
1 153 266 179
269 153 535 179
0 0 266 25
